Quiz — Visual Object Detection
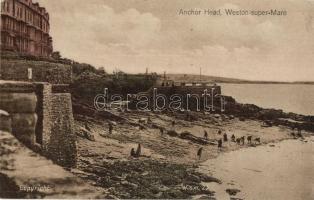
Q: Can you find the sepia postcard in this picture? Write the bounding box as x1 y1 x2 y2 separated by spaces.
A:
0 0 313 199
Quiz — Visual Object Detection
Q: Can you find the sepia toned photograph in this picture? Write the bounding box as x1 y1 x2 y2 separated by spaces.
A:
0 0 313 199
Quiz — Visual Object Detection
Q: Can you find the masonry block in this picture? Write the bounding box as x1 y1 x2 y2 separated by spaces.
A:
0 110 11 133
11 113 37 146
0 93 37 113
46 93 77 167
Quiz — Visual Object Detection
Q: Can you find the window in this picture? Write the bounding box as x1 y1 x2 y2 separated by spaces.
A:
2 2 4 11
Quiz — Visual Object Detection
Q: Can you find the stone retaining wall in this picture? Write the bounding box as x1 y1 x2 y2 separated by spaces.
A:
0 91 37 146
47 93 77 167
0 81 76 167
0 59 72 84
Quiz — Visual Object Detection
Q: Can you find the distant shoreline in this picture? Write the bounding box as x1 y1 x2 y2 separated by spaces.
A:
217 81 314 85
164 73 314 85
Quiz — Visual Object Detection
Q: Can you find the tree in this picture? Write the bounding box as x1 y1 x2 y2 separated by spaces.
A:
51 51 62 60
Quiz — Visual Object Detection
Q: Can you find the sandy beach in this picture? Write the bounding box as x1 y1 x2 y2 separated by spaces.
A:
199 137 314 200
73 110 313 199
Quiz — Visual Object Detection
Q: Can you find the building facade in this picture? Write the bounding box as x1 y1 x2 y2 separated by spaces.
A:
1 0 53 57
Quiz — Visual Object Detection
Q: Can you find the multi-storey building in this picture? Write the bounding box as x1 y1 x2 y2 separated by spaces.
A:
1 0 53 57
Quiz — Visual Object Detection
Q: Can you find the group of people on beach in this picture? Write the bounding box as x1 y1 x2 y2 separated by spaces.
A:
129 118 265 160
85 116 306 162
197 129 262 160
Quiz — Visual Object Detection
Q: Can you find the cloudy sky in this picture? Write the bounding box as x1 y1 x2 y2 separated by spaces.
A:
36 0 314 81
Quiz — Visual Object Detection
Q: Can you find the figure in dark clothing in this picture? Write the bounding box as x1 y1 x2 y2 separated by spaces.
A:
247 136 252 144
223 133 228 142
130 148 136 157
204 130 208 140
135 144 141 157
109 123 113 134
218 129 222 135
231 134 236 142
241 136 245 145
218 139 222 148
197 147 203 160
172 120 176 127
236 138 241 144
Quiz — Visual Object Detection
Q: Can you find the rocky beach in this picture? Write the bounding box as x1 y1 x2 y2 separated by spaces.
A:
1 0 314 199
70 99 314 199
1 83 314 199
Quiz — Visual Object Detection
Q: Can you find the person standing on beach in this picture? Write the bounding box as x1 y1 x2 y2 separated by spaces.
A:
218 139 222 148
231 134 236 142
223 133 228 142
204 130 208 140
241 136 245 145
247 135 252 144
135 144 142 157
130 148 136 157
197 147 203 160
108 123 113 134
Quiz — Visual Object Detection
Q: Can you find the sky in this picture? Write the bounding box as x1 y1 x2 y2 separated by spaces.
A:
36 0 314 81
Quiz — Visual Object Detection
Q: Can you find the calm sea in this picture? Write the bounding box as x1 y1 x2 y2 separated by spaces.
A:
201 137 314 200
220 83 314 116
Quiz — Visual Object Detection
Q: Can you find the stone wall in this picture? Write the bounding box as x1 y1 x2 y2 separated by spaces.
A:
48 93 77 167
0 83 38 146
0 81 76 167
0 59 72 84
34 83 52 147
0 110 11 133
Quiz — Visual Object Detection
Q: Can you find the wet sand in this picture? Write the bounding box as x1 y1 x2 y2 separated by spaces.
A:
199 137 314 200
73 111 313 198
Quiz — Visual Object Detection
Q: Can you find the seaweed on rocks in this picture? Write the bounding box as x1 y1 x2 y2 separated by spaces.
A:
77 159 219 199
